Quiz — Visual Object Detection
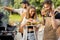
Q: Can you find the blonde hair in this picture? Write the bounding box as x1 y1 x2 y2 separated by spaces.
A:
26 6 37 19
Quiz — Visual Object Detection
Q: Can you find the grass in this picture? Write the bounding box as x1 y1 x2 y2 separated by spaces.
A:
9 14 21 24
9 14 42 23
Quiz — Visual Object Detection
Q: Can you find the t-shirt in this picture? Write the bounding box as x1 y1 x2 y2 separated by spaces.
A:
13 8 27 15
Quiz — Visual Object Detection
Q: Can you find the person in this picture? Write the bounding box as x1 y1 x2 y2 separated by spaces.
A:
41 0 58 40
4 0 30 18
4 1 30 40
56 27 60 40
19 6 39 40
55 6 60 40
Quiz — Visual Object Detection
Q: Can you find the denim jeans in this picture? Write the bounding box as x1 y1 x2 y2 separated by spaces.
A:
27 33 35 40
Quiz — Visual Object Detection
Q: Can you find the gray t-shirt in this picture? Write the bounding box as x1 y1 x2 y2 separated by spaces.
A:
13 8 27 15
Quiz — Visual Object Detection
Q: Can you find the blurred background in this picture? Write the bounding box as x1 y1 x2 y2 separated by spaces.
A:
0 0 60 25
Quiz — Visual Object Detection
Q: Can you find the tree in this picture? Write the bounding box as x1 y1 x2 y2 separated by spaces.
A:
52 0 60 8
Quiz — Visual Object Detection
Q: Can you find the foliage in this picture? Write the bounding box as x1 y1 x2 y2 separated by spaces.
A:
52 0 60 8
10 0 60 14
0 0 60 23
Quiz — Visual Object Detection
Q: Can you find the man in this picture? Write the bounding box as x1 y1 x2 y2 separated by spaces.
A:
41 0 58 40
4 1 30 40
4 0 30 31
4 0 30 18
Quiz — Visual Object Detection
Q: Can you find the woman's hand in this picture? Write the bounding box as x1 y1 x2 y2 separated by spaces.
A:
32 20 37 23
27 18 33 22
27 19 36 23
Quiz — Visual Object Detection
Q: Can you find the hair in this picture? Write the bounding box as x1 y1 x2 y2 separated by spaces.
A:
43 0 52 6
20 1 30 6
41 0 54 16
26 6 37 19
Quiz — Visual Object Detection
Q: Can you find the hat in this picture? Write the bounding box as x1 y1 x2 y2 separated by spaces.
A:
20 0 30 5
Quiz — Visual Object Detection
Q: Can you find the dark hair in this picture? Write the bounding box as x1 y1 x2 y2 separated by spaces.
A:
20 1 30 6
43 0 52 5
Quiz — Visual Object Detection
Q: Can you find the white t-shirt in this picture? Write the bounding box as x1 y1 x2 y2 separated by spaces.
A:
13 8 27 15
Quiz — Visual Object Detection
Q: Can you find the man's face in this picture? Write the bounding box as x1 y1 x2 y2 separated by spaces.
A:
43 3 51 11
21 3 28 8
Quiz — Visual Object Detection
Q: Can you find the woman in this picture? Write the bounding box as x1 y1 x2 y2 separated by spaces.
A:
41 0 57 40
19 6 39 40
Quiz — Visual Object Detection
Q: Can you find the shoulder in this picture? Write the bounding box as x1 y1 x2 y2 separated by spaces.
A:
18 8 24 10
19 8 25 10
19 8 27 12
23 17 27 20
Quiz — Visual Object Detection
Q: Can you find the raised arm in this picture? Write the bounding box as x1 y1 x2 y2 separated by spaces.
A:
4 7 14 11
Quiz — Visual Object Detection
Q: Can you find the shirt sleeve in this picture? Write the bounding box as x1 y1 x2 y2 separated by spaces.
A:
13 9 20 13
21 17 27 25
13 8 27 15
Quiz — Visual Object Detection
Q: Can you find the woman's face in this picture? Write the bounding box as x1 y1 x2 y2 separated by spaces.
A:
29 8 36 17
43 3 51 11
